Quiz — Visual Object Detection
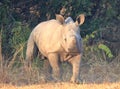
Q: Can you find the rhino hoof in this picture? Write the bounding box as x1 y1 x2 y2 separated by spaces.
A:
70 79 83 84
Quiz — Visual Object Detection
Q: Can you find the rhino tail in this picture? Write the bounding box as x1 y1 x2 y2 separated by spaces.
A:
25 34 38 67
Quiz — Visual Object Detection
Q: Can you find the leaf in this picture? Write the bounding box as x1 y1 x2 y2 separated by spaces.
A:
90 34 95 38
98 44 113 58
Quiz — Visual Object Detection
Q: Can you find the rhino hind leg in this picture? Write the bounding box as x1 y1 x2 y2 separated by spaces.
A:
47 53 62 82
42 59 54 82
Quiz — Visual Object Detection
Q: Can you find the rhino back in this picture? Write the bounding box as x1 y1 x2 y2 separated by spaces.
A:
32 20 64 56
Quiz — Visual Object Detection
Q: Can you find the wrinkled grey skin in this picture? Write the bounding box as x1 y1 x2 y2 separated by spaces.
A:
25 14 85 83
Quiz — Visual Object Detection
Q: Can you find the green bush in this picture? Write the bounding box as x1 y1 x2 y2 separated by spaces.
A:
8 21 31 67
10 22 30 50
83 31 114 62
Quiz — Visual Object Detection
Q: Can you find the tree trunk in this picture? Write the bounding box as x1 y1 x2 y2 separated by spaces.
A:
0 25 3 61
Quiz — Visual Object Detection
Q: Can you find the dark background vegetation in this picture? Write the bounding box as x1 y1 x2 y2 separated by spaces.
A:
0 0 120 85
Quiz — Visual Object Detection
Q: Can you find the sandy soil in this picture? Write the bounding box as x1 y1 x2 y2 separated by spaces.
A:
0 82 120 89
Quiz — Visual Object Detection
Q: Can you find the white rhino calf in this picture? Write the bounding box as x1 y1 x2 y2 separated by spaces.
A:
26 14 85 83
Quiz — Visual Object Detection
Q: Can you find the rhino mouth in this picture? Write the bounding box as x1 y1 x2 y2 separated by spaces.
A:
66 43 81 53
61 52 79 62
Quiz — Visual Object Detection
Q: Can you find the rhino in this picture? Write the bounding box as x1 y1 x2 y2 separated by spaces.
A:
25 14 85 83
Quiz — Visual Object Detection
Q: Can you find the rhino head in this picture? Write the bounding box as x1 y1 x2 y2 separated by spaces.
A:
56 14 85 53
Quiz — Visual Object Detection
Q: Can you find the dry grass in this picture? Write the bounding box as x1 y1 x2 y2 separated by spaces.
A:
0 82 120 89
0 52 120 89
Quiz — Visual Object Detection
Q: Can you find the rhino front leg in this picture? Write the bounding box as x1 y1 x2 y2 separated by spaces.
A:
69 54 82 83
48 53 61 81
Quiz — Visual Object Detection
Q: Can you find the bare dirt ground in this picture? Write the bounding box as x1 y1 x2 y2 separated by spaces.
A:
0 82 120 89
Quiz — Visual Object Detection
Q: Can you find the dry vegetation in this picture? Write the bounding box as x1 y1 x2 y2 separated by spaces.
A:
0 82 120 89
0 54 120 89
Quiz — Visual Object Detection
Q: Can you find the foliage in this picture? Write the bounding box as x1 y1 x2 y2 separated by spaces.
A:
10 21 30 51
0 1 12 56
8 21 31 67
83 31 114 61
98 44 113 58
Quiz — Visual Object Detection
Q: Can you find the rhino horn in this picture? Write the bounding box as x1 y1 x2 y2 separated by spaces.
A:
65 17 74 24
75 14 85 26
55 14 64 24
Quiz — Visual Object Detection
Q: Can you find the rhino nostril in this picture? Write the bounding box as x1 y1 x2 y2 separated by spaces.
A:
68 48 71 51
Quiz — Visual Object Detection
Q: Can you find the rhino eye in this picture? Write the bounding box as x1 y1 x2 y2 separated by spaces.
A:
64 38 67 42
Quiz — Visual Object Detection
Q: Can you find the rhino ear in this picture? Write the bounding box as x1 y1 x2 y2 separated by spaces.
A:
56 14 64 24
75 14 85 26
